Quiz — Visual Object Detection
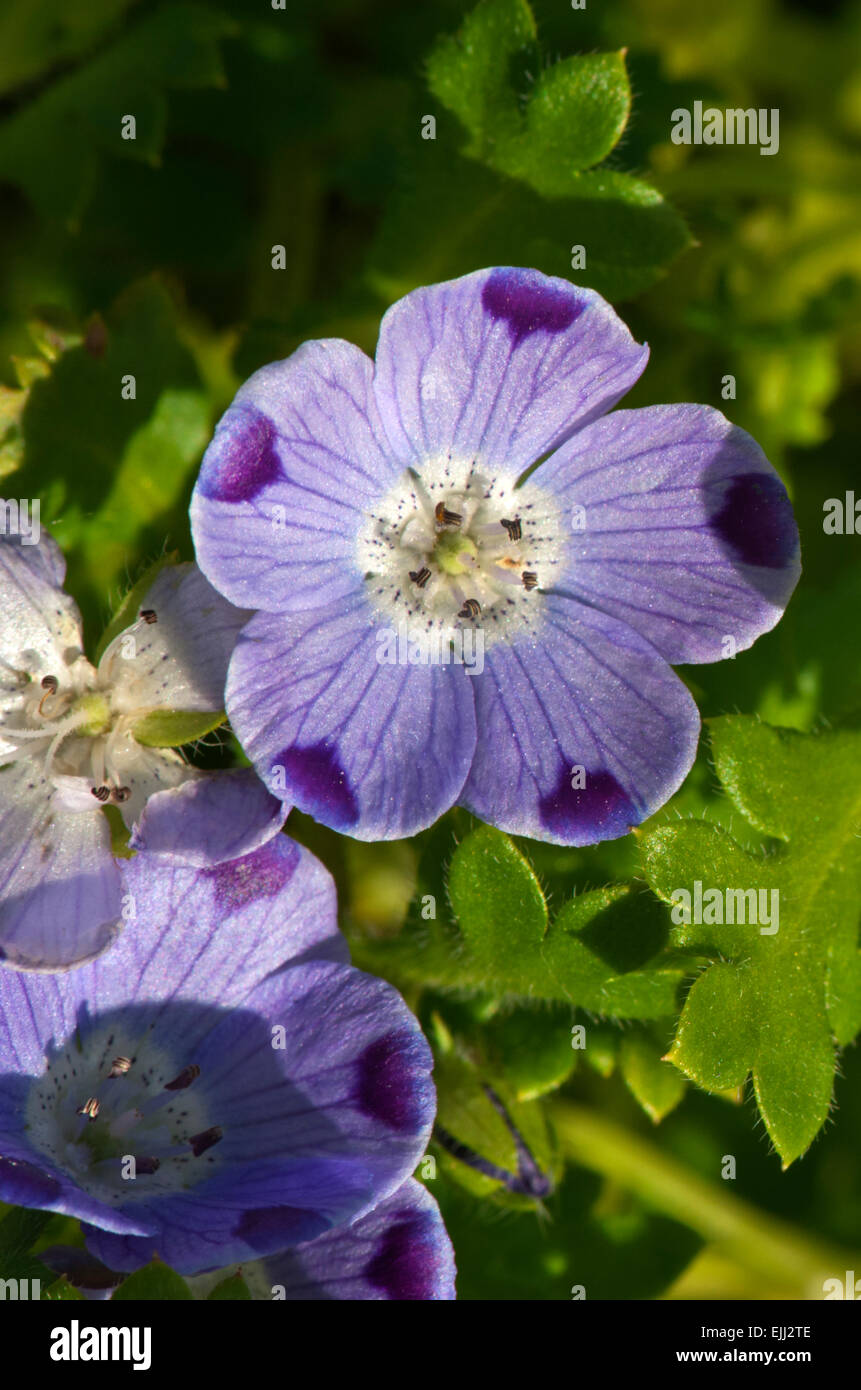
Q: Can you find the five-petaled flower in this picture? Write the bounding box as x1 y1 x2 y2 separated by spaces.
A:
0 532 284 970
0 800 449 1285
191 267 801 844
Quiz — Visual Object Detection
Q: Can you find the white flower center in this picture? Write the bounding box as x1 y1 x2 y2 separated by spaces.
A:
0 617 187 824
356 457 565 649
26 1026 220 1204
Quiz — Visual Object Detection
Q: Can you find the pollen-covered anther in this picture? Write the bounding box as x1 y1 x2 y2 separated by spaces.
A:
408 567 432 589
458 599 481 620
110 786 131 803
434 502 462 528
164 1063 201 1092
140 609 158 625
501 517 522 541
90 785 111 803
107 1056 132 1079
190 1125 223 1156
522 572 539 591
77 1097 100 1121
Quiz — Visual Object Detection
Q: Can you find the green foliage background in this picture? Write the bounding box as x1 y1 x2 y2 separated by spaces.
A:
0 0 859 1300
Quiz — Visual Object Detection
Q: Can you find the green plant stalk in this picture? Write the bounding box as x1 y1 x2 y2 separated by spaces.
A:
553 1101 857 1297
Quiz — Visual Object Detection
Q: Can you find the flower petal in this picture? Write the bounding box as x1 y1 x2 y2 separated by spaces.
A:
226 596 478 839
101 563 249 715
0 761 121 971
536 404 801 663
254 1179 455 1300
0 532 85 717
83 962 436 1273
130 768 287 867
373 267 648 477
461 595 700 844
191 340 400 612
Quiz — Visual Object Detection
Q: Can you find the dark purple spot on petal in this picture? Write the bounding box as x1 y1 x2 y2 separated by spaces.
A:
539 767 638 842
0 1155 63 1207
235 1205 329 1252
356 1032 432 1133
711 472 798 570
275 743 358 831
197 405 283 503
366 1212 439 1300
204 836 299 912
482 268 584 345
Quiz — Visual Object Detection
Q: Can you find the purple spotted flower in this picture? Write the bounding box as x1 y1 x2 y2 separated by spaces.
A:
0 530 285 970
0 790 447 1282
191 267 800 844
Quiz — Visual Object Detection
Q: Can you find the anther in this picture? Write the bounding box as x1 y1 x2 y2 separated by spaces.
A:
90 785 111 803
40 675 59 693
501 517 522 541
107 1056 132 1079
522 572 538 591
408 567 432 589
189 1126 223 1157
164 1064 201 1092
77 1097 100 1121
134 1156 161 1175
140 609 158 625
458 598 481 620
111 786 131 803
434 502 462 528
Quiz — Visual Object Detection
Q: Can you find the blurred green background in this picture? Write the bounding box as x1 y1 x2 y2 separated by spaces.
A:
1 0 859 1300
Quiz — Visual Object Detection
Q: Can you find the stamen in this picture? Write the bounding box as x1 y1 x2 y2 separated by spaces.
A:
134 1156 161 1175
522 572 538 591
189 1126 223 1156
40 675 59 693
164 1064 201 1092
107 1056 132 1078
501 517 522 541
77 1097 100 1121
110 786 131 803
140 609 158 625
408 567 432 589
91 785 111 803
458 598 481 620
434 502 462 528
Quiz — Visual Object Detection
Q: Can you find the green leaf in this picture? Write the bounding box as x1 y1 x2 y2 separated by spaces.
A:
112 1259 193 1301
432 1048 556 1207
0 1206 54 1262
0 0 136 98
0 3 233 226
370 0 689 302
16 278 212 622
448 823 547 974
42 1276 86 1301
207 1272 252 1301
480 1004 577 1101
132 709 226 749
619 1025 687 1123
641 716 861 1165
428 1 630 191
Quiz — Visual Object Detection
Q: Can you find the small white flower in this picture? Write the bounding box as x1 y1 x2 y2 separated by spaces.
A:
0 527 284 972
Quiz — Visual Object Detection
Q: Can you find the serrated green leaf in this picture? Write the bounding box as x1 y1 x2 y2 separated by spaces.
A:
641 716 861 1165
132 708 226 749
428 1 630 191
112 1259 193 1301
448 823 547 973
